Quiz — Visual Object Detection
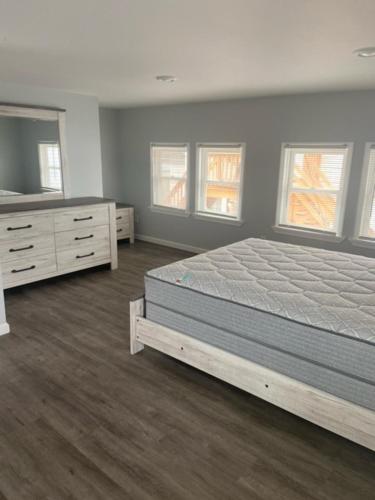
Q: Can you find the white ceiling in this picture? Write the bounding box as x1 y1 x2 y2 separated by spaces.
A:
1 0 375 107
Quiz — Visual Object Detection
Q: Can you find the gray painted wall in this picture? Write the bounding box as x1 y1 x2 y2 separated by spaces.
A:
0 81 103 198
101 90 375 257
99 108 122 200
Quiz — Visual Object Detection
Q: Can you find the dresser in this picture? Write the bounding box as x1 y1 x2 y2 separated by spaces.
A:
0 197 118 289
116 203 134 243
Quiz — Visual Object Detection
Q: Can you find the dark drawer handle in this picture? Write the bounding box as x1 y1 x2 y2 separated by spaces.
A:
11 265 36 274
116 216 122 220
7 224 32 231
73 216 93 222
9 244 34 253
76 252 95 259
117 228 122 233
74 234 94 241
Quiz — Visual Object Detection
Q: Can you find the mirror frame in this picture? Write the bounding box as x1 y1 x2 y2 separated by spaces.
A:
0 103 70 204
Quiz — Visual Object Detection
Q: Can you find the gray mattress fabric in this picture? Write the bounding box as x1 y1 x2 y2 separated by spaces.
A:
144 238 375 411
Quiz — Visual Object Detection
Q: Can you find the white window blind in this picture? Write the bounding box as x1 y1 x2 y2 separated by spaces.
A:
359 146 375 239
196 144 244 220
151 144 188 211
276 144 351 235
38 142 62 191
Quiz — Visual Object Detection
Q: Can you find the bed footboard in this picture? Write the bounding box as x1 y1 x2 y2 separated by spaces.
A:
129 296 145 354
129 296 375 452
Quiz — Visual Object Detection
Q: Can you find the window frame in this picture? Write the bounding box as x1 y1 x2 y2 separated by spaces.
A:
194 142 246 224
352 143 375 248
38 141 63 192
274 142 353 241
149 142 190 216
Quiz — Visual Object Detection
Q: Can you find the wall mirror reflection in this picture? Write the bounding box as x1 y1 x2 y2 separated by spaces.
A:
0 105 68 203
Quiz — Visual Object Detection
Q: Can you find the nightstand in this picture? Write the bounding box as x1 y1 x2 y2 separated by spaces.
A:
116 203 134 243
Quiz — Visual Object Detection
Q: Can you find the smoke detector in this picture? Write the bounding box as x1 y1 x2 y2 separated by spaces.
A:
156 75 177 83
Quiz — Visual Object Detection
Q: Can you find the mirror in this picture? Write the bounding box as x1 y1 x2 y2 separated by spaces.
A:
0 105 68 203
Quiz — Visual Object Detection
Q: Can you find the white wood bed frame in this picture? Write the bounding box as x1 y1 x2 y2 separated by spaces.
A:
130 296 375 452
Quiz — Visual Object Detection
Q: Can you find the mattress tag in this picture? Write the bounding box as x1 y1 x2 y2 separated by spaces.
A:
176 272 193 285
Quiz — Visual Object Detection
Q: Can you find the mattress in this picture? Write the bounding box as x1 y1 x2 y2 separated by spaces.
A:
145 238 375 410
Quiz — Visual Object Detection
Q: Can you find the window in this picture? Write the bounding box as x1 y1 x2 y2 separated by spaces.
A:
195 143 245 221
275 144 352 237
150 143 189 212
38 142 62 191
356 144 375 242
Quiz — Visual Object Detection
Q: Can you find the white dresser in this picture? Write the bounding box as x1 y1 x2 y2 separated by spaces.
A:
0 197 118 289
116 203 134 243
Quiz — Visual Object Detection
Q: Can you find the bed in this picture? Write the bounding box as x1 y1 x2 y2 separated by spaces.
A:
130 238 375 451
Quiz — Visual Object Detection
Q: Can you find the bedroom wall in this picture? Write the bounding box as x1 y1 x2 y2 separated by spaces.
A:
99 108 123 200
101 90 375 257
0 81 103 198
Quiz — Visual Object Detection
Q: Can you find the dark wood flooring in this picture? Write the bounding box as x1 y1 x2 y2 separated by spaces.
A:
0 241 374 500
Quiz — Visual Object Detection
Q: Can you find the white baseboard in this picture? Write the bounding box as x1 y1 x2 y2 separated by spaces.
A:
0 322 10 336
135 234 207 254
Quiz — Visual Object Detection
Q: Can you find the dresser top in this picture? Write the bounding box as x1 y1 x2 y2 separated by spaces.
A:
116 202 134 209
0 197 115 214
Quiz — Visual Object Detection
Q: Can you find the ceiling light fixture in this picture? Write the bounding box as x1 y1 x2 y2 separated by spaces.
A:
156 75 177 83
354 46 375 58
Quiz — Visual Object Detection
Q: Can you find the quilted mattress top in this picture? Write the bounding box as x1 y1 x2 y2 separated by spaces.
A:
147 238 375 343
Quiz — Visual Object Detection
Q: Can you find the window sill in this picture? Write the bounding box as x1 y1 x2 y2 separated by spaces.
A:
272 225 344 243
149 206 190 217
350 237 375 249
193 213 244 226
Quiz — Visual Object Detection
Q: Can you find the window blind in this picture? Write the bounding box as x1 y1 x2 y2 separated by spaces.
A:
151 145 188 211
279 146 349 233
196 144 244 220
38 143 62 191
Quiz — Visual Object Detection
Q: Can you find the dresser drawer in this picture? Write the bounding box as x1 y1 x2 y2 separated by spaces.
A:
116 208 130 225
57 242 111 271
0 234 55 263
54 205 109 232
3 254 57 287
0 214 53 241
55 225 109 252
116 222 130 239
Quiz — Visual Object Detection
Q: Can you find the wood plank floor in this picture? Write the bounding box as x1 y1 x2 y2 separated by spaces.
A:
0 240 374 500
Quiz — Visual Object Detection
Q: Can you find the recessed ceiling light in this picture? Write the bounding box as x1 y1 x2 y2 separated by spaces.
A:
156 75 177 83
354 47 375 58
